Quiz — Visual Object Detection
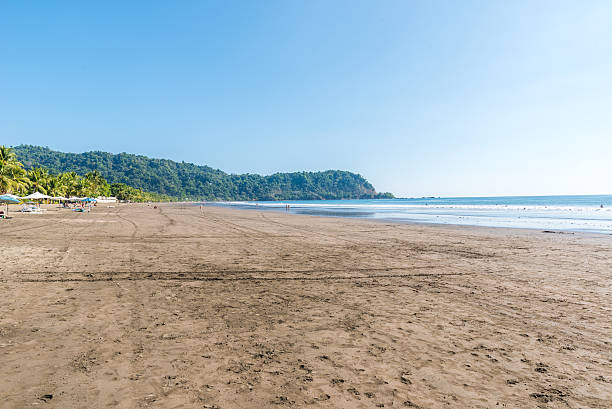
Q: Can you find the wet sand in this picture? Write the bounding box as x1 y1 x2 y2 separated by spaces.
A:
0 203 610 408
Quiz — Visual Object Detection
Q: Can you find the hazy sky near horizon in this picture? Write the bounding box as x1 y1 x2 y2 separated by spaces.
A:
1 1 611 197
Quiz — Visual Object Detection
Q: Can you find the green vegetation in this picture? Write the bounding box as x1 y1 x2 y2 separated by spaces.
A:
1 145 171 202
13 145 394 201
109 183 172 202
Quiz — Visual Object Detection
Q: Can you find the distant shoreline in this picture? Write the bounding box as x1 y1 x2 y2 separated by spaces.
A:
208 195 612 234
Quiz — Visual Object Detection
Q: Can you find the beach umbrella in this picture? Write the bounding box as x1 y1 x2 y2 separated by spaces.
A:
0 195 20 203
81 197 97 202
0 194 22 201
23 192 51 200
0 194 21 217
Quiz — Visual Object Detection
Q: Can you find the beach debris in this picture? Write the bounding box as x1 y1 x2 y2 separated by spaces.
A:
272 395 295 405
144 394 157 403
298 363 312 373
530 388 568 403
38 394 53 402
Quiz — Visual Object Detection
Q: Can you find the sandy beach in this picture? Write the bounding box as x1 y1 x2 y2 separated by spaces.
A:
0 203 610 409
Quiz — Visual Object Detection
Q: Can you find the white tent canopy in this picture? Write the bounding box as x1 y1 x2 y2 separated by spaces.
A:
22 192 51 200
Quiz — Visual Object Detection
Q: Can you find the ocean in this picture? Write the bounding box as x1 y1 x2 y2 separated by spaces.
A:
212 195 612 234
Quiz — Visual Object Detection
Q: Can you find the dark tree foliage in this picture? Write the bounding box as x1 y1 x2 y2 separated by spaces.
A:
13 145 394 201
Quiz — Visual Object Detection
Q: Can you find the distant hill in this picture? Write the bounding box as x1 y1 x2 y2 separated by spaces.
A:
13 145 394 201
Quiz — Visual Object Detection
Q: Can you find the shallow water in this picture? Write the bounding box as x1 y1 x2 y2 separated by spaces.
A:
212 195 612 234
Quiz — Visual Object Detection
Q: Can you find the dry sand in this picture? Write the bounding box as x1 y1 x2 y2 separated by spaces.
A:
0 203 610 409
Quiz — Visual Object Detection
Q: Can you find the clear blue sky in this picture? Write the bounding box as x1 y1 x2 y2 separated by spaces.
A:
1 1 611 197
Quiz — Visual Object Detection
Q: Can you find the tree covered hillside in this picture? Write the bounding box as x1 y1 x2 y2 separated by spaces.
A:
13 145 394 201
1 145 171 202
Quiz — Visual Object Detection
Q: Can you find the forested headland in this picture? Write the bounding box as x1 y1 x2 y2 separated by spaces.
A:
11 145 394 201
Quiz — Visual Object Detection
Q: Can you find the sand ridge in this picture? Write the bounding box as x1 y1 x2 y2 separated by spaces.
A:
0 203 610 408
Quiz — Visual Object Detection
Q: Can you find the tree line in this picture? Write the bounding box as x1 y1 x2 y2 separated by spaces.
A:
12 144 394 201
1 145 171 202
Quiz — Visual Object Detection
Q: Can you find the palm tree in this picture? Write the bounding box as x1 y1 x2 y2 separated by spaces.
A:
0 161 15 193
0 145 19 165
84 170 110 197
0 146 27 194
45 175 65 197
59 172 80 197
75 177 92 197
9 166 29 195
27 168 50 194
1 145 118 199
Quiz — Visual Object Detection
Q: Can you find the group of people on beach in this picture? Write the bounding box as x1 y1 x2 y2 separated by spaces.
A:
62 201 94 209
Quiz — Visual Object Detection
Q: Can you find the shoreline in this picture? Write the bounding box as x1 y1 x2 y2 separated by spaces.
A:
205 201 612 238
5 201 612 243
6 200 612 239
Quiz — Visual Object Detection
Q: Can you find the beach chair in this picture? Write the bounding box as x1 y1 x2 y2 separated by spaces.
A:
21 203 43 213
